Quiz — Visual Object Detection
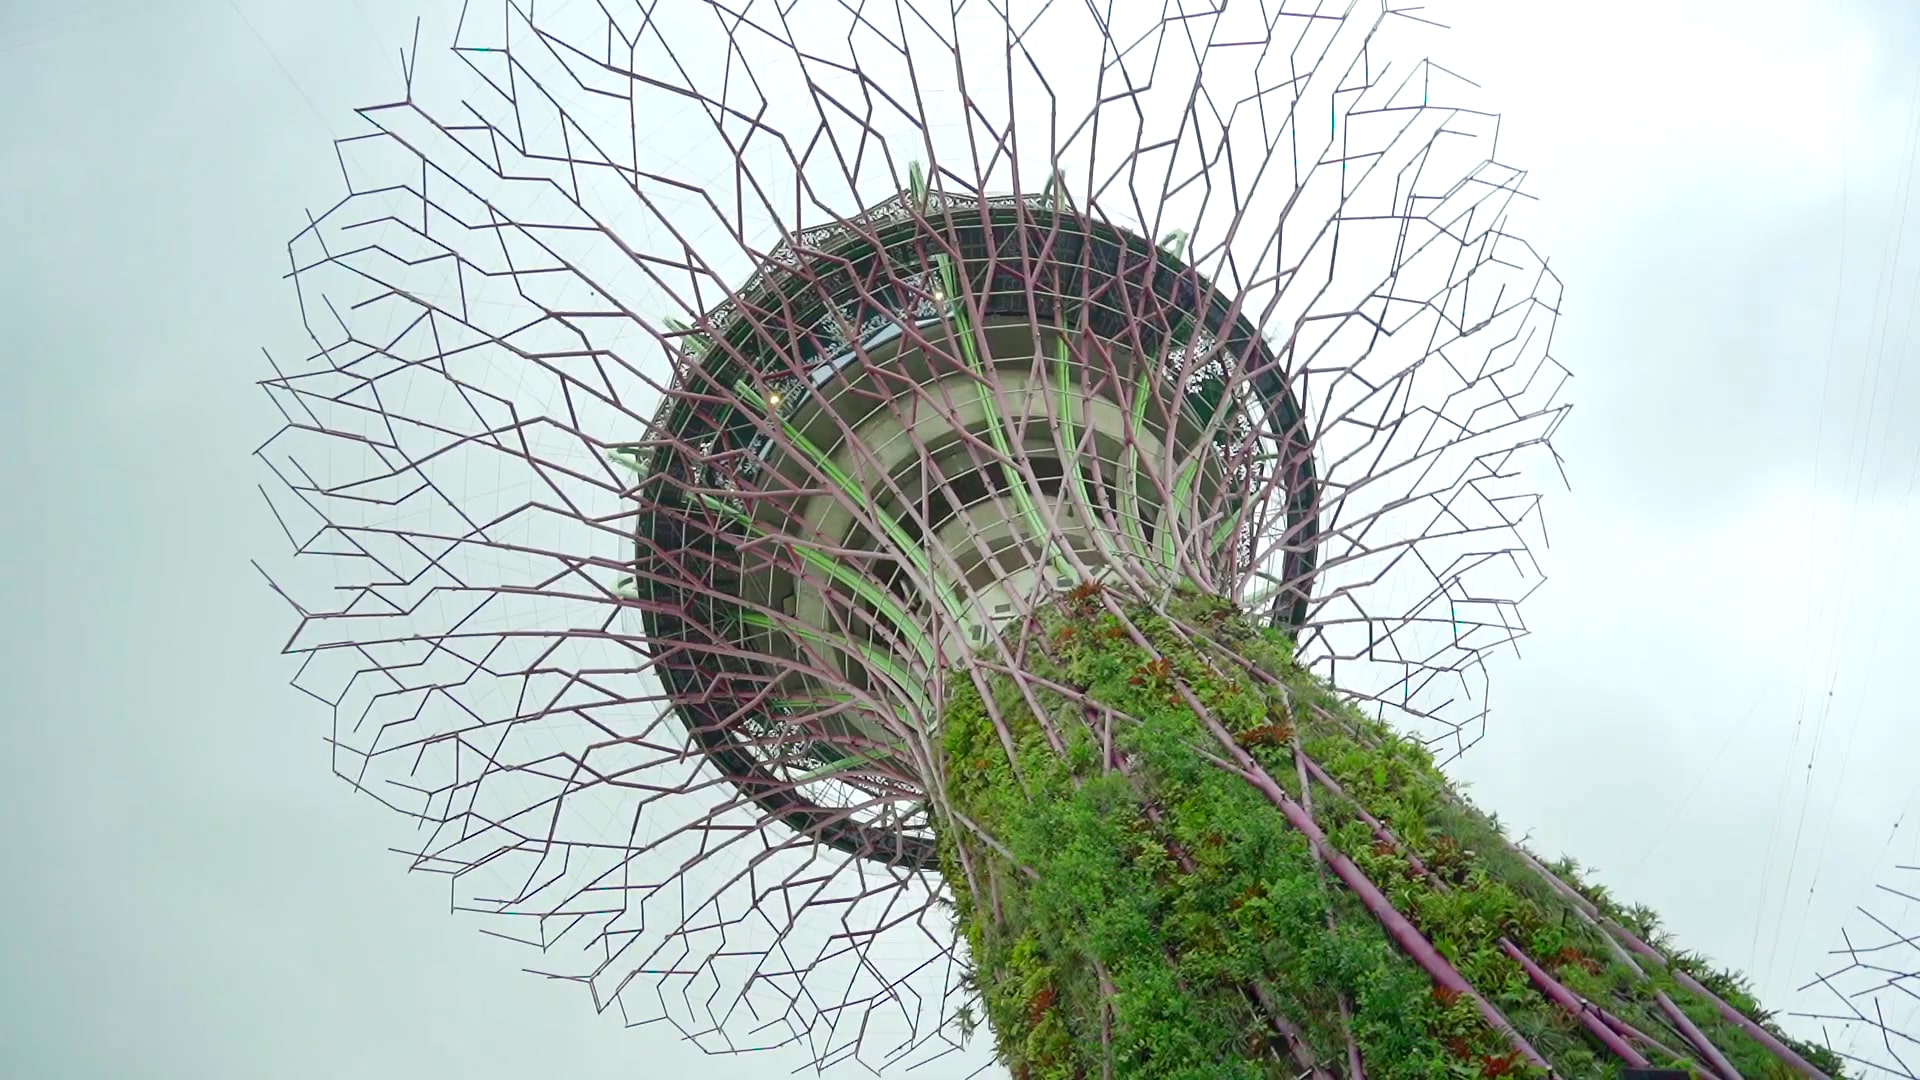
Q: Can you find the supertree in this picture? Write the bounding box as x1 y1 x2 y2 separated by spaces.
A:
256 2 1858 1076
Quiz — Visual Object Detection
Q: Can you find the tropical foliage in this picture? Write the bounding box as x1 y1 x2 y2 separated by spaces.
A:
937 586 1844 1080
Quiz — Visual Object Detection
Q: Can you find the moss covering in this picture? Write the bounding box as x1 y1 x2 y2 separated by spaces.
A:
935 585 1847 1080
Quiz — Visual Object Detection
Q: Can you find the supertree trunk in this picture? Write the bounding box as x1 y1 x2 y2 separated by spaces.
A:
940 585 1845 1080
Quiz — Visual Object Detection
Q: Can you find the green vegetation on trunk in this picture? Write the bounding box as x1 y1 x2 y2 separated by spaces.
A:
936 587 1845 1080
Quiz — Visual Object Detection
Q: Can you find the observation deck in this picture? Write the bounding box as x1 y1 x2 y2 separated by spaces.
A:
626 189 1319 868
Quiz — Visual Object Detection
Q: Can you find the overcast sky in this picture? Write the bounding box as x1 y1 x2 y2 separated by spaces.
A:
3 1 1918 1077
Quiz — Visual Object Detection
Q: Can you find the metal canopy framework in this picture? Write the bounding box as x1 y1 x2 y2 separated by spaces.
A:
1795 863 1920 1078
248 0 1616 1071
630 194 1321 869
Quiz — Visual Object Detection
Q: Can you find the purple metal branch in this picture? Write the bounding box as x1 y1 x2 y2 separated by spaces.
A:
1498 940 1649 1067
1296 753 1654 1070
1180 693 1550 1072
1511 848 1831 1080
